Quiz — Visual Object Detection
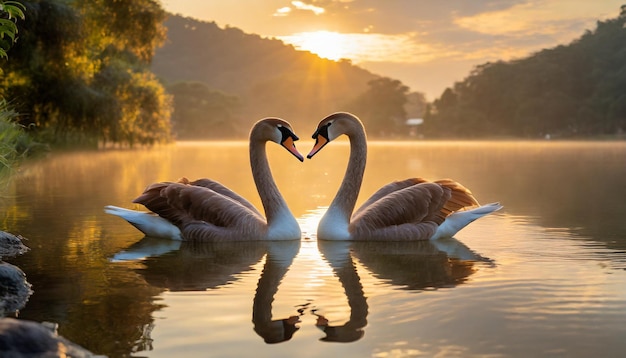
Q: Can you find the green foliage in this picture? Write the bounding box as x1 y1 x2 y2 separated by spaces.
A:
0 0 25 59
1 0 172 147
424 5 626 138
0 100 44 178
0 102 23 171
77 0 166 63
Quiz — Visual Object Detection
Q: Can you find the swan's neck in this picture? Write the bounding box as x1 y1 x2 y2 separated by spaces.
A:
319 128 366 239
250 140 299 239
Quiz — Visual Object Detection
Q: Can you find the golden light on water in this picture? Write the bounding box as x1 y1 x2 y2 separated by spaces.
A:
291 207 337 290
9 140 626 356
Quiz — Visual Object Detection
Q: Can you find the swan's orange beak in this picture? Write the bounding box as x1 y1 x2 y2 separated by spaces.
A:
307 135 328 159
282 136 304 162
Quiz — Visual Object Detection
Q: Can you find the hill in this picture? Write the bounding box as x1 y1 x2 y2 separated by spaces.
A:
152 15 388 137
423 6 626 139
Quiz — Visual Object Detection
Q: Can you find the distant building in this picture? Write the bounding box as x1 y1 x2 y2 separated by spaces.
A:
405 118 424 137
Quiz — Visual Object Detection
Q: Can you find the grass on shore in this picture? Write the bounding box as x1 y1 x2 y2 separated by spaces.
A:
0 101 45 180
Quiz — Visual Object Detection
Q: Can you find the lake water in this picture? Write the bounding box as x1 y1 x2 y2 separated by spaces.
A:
1 140 626 357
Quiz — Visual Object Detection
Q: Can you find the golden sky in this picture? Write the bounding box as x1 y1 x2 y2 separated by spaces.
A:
161 0 623 99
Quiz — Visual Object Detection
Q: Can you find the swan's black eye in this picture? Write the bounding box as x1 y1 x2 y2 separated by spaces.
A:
278 125 298 142
312 122 331 140
319 123 330 138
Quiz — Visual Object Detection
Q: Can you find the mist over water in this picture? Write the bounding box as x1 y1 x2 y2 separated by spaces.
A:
2 141 625 357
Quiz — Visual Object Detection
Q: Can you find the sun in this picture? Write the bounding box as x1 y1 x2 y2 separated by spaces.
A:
279 30 422 63
280 30 351 61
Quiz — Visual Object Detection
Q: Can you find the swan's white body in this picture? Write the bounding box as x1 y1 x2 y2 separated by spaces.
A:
106 118 303 242
307 112 502 241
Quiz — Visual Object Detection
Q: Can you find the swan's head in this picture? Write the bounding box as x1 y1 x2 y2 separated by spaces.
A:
253 118 304 162
307 112 361 159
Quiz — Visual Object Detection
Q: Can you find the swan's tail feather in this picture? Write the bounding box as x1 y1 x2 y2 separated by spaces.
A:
430 202 502 240
434 179 481 222
104 205 182 240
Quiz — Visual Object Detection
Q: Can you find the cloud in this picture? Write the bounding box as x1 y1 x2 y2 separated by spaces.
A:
271 0 545 64
452 0 619 38
274 1 325 17
305 0 530 34
292 1 325 15
273 7 292 17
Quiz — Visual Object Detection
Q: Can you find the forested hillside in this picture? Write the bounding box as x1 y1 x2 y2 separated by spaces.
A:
1 2 421 145
423 6 626 139
153 15 416 138
7 2 619 143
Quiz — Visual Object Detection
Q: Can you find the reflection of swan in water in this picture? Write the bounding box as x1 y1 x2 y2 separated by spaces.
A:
114 237 303 343
252 240 302 344
315 241 368 343
112 237 267 291
105 118 304 241
312 237 491 342
110 237 182 262
115 237 368 343
306 112 502 241
351 238 491 290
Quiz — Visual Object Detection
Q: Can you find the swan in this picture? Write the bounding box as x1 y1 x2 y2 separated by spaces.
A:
105 118 304 241
306 112 502 241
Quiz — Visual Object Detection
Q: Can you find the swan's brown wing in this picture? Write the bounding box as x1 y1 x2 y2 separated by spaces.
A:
184 178 263 218
353 178 429 218
133 182 184 223
134 182 265 232
351 182 450 232
354 178 480 224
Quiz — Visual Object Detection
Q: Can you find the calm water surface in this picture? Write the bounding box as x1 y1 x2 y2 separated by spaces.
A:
2 141 626 357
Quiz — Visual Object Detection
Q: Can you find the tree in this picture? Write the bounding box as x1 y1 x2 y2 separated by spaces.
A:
76 0 166 64
0 0 172 147
426 5 626 138
347 77 409 138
